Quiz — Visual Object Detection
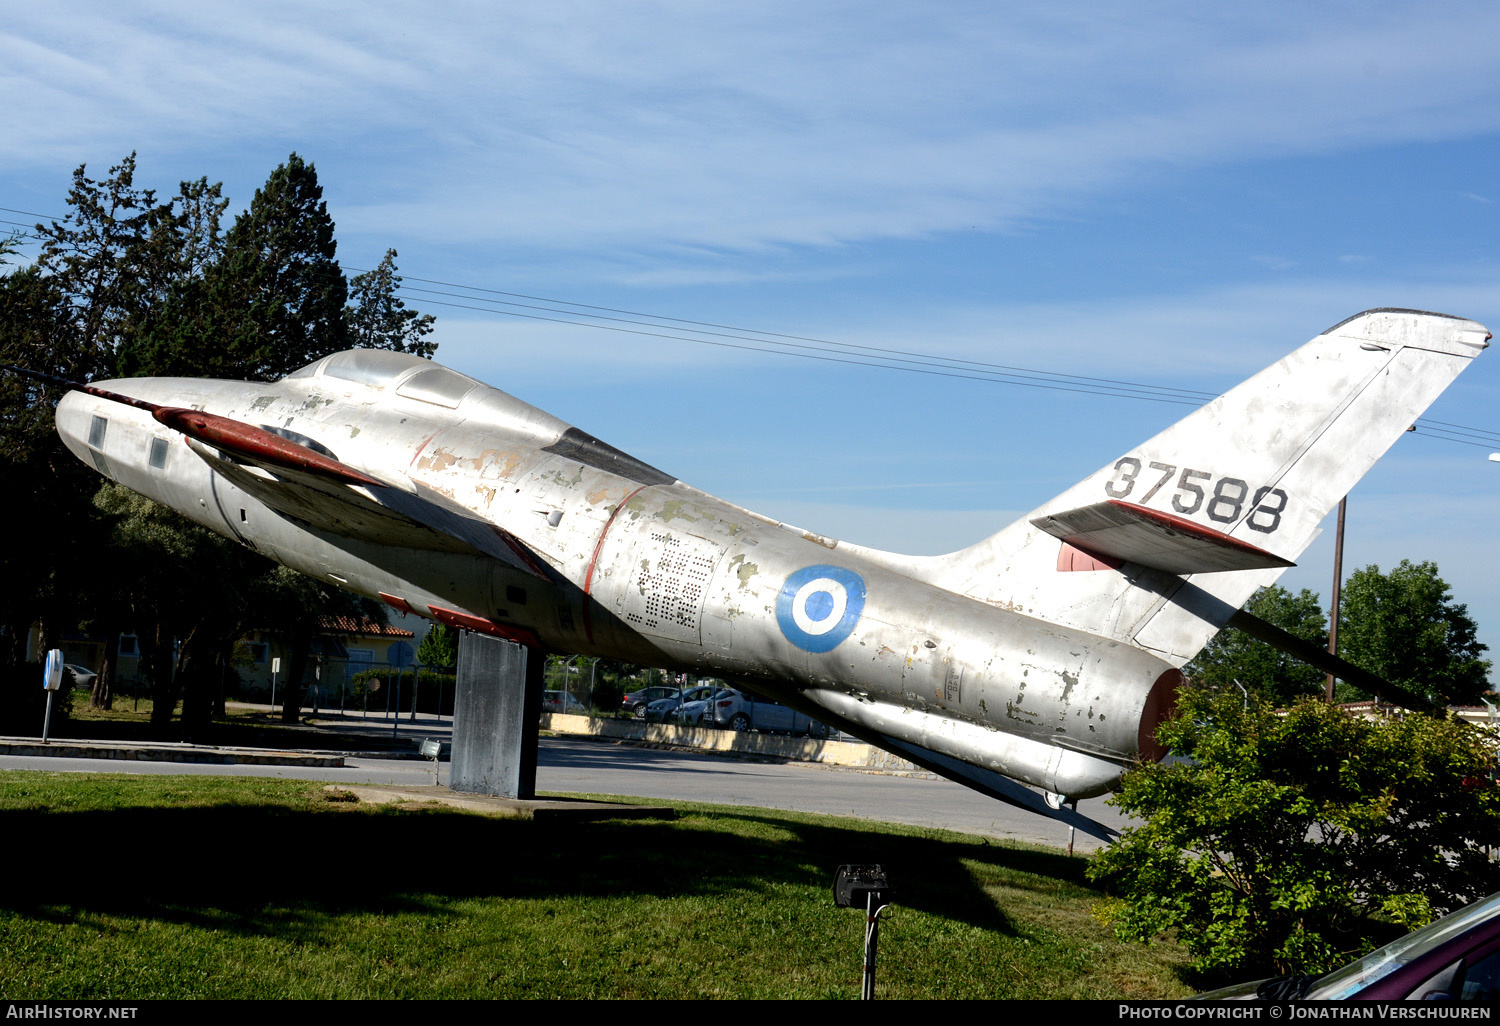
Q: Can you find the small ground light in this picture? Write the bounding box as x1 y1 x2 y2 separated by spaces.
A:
419 737 444 785
834 865 892 999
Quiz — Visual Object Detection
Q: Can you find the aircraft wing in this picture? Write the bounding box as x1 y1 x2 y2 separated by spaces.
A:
0 364 559 583
185 436 555 580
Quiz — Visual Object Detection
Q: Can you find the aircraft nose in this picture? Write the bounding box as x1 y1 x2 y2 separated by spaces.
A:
56 389 95 454
55 389 117 473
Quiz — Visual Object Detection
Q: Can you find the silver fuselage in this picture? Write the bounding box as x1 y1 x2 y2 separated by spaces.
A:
56 358 1171 797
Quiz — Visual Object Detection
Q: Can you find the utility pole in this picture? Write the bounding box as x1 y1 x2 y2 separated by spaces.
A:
1325 496 1346 702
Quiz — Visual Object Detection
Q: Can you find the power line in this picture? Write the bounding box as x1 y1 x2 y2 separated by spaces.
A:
361 268 1219 404
409 293 1209 406
374 273 1500 446
0 206 61 221
4 212 1493 439
393 272 1219 398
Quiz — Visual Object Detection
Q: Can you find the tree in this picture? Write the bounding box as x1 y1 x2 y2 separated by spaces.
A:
208 153 350 379
93 484 262 732
114 176 231 379
33 153 178 381
1186 586 1328 705
347 249 437 358
417 623 457 668
0 267 104 669
5 153 427 728
1088 689 1500 978
6 158 239 698
0 230 22 267
1337 560 1491 706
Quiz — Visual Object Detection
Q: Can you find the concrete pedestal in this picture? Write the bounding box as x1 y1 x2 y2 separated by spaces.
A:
450 632 544 798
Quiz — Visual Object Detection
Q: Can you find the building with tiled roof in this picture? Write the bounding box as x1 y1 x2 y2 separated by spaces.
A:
236 616 417 701
315 616 414 639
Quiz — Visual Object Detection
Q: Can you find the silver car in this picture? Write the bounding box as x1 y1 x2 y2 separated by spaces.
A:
643 685 720 724
705 688 830 738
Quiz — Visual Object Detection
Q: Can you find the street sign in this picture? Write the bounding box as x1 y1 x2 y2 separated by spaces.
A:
42 649 63 691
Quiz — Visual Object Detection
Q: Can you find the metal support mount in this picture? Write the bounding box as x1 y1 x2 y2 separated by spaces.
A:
449 632 544 798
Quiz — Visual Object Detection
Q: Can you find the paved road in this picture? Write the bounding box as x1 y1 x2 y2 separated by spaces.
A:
0 734 1131 852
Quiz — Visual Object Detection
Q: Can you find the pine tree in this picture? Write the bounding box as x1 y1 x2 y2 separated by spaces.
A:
347 249 437 358
212 153 350 380
33 153 177 380
417 623 458 668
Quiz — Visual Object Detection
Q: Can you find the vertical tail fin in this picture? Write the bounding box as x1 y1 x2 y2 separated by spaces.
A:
927 309 1489 665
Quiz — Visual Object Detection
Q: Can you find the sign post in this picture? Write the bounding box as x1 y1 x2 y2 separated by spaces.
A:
387 641 414 740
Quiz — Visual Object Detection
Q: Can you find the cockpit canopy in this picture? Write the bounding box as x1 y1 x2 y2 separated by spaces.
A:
286 350 481 409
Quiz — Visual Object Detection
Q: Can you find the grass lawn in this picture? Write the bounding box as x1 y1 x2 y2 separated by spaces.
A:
0 771 1192 999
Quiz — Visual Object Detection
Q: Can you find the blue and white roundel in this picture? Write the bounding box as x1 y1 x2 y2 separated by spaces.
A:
775 565 866 653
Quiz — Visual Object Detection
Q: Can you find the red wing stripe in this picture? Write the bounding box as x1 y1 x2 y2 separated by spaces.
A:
153 407 383 487
428 605 542 648
379 592 415 615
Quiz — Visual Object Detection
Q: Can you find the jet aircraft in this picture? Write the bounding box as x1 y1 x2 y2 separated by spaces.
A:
33 308 1491 818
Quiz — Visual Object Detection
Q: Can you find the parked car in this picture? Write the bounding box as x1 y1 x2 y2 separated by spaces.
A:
643 685 719 724
704 687 830 738
542 690 585 715
620 686 678 718
672 687 735 727
64 663 97 689
1199 889 1500 1001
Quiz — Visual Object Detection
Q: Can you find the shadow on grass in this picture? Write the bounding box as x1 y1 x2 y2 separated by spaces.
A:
1 798 1091 943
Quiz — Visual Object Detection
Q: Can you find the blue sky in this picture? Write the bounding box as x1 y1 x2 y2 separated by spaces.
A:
6 2 1500 675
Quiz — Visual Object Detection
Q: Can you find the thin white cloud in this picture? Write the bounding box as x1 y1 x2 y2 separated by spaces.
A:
9 2 1500 256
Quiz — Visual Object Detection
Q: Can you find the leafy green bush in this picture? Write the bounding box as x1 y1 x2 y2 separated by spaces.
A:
1088 689 1500 977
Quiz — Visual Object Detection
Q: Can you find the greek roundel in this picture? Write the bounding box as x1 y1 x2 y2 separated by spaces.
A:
775 565 866 653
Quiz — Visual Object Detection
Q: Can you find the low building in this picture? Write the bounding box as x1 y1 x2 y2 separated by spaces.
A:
235 616 416 703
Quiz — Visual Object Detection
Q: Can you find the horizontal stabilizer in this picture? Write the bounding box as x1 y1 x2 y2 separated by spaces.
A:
1031 500 1295 575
